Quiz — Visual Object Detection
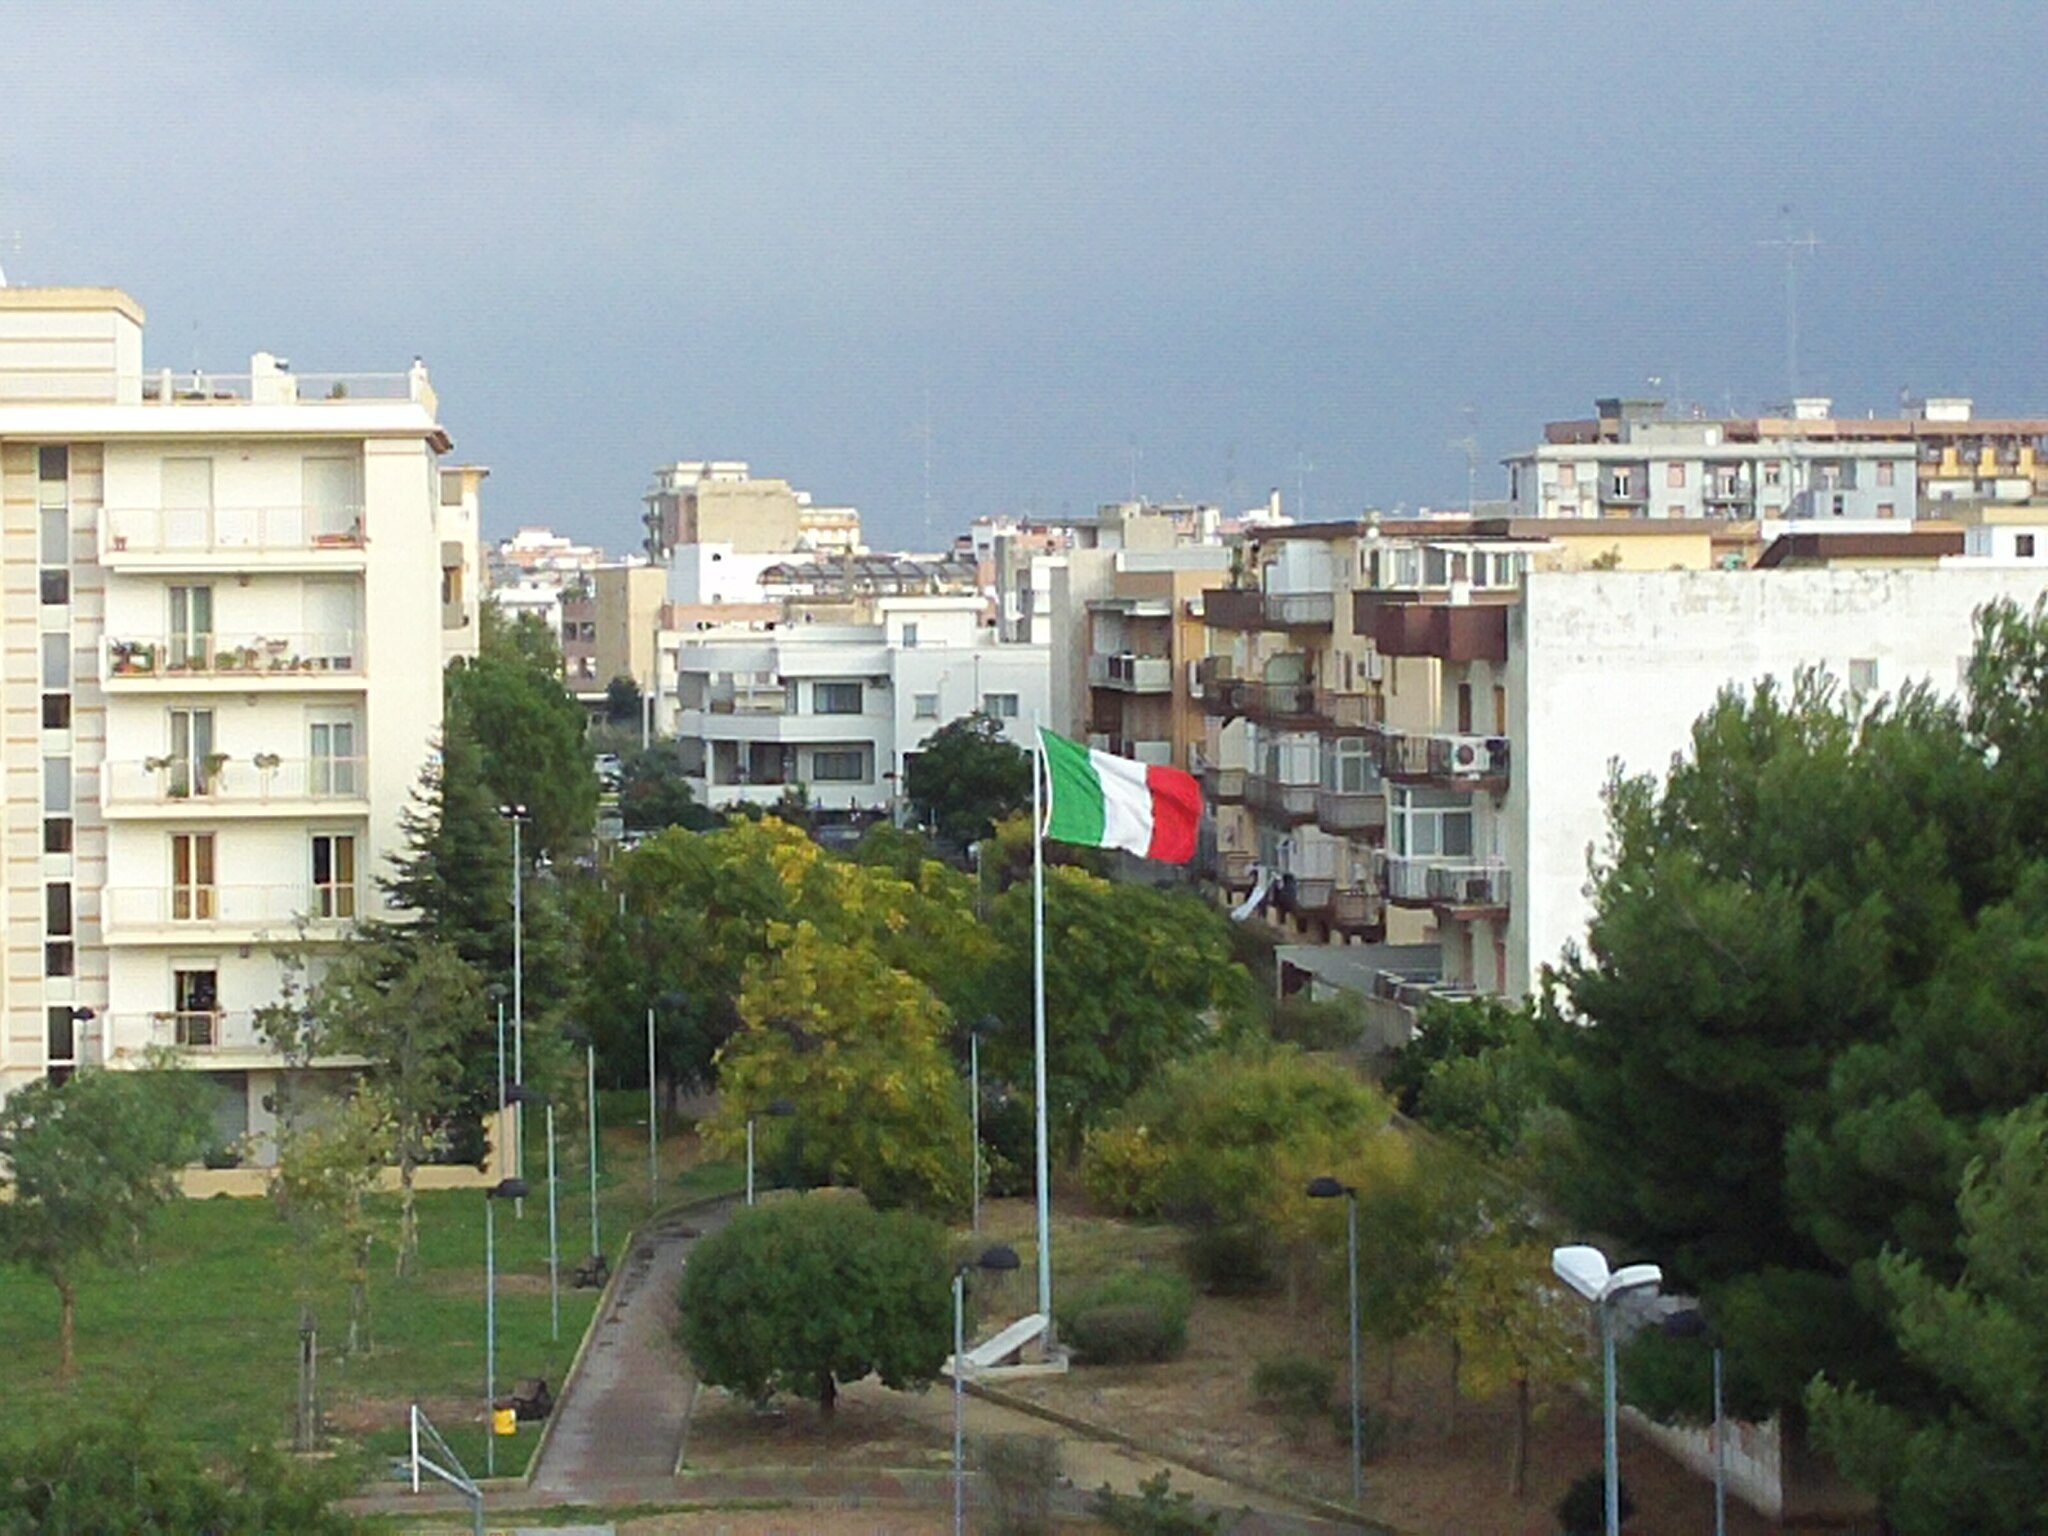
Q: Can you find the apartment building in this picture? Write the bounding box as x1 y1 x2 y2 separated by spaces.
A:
0 287 477 1148
1199 516 1741 1027
671 595 1048 812
1507 394 2048 526
642 460 863 561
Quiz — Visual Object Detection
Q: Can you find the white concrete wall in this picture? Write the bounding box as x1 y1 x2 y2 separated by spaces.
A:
1509 567 2048 993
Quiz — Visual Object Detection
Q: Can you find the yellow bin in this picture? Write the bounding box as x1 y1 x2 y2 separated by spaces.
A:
492 1406 518 1437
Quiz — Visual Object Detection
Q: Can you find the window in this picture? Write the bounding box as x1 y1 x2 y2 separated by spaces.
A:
913 693 940 720
304 455 364 541
39 445 69 482
900 623 919 649
1877 460 1896 487
168 585 214 669
1456 682 1473 734
1493 685 1508 734
40 504 68 564
1763 462 1784 487
169 707 216 797
171 832 216 921
811 750 866 783
46 883 71 936
43 755 70 814
1667 505 1684 519
43 817 72 854
41 570 69 605
42 695 70 730
41 632 68 689
1849 658 1879 697
1556 463 1576 487
1666 463 1687 488
981 692 1020 719
1322 738 1377 794
814 681 863 715
1389 786 1474 859
1832 494 1846 517
2019 535 2038 559
174 969 219 1047
1877 503 1897 520
44 941 73 977
1609 469 1633 498
46 1006 78 1068
312 834 357 919
309 717 359 796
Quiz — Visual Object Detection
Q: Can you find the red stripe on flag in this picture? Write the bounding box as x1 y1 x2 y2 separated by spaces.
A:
1142 763 1202 863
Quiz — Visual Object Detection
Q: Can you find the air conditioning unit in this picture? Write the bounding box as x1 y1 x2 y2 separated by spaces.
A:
1447 734 1491 775
1360 650 1386 682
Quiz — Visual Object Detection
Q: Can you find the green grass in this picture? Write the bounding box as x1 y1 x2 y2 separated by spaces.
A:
0 1125 741 1483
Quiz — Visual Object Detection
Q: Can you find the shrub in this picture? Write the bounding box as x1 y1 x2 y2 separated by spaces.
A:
1556 1470 1633 1535
1081 1122 1173 1217
1269 994 1359 1051
1090 1471 1224 1534
1058 1269 1192 1365
976 1433 1059 1534
1250 1355 1334 1421
1182 1222 1279 1296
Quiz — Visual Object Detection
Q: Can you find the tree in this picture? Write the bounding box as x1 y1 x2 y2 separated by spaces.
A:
307 937 480 1275
1433 1233 1582 1498
446 605 597 854
379 715 512 976
981 865 1251 1155
0 1409 358 1534
1809 1100 2048 1535
617 746 719 833
0 1069 209 1377
708 921 972 1212
676 1195 949 1419
904 711 1032 849
604 673 642 725
1386 994 1551 1159
270 1084 393 1357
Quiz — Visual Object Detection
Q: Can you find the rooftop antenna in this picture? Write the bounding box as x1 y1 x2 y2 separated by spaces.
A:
1293 446 1314 521
1126 434 1143 503
1448 404 1479 515
913 388 935 552
1760 209 1820 402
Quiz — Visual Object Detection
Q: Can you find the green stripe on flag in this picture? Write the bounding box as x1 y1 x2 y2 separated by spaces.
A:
1040 728 1107 847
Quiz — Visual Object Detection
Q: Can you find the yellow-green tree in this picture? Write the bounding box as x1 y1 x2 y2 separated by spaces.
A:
707 921 972 1212
1433 1232 1582 1497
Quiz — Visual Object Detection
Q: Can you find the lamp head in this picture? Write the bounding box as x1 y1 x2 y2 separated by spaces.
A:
765 1098 797 1117
488 1178 529 1200
1305 1175 1350 1200
504 1083 547 1107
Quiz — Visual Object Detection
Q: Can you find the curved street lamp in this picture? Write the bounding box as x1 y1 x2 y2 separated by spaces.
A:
1552 1244 1663 1536
1307 1176 1362 1504
953 1242 1023 1535
484 1175 529 1478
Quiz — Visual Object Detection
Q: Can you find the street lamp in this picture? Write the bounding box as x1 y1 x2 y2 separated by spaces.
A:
647 989 689 1212
1552 1244 1664 1536
483 1176 529 1478
1664 1306 1726 1536
953 1242 1023 1536
1307 1176 1362 1504
970 1014 998 1234
745 1099 796 1207
498 804 530 1217
506 1085 558 1342
564 1026 604 1282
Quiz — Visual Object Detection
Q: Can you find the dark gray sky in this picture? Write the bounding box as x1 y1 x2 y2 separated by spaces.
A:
5 2 2041 550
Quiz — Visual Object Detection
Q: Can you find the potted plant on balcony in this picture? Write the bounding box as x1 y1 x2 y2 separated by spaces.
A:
203 752 230 789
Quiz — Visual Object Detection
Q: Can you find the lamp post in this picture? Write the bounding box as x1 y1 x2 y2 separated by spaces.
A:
499 804 529 1217
954 1243 1023 1536
1552 1245 1664 1536
483 1176 528 1478
746 1099 797 1207
645 990 687 1212
1307 1176 1362 1504
565 1027 603 1279
505 1086 558 1342
971 1014 998 1234
1665 1307 1726 1536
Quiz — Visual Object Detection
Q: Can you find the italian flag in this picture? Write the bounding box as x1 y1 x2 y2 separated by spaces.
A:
1039 727 1202 863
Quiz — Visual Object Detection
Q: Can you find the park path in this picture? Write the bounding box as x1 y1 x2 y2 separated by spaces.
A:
530 1199 731 1498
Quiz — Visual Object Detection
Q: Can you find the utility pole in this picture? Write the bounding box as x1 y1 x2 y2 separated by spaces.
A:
1759 220 1821 402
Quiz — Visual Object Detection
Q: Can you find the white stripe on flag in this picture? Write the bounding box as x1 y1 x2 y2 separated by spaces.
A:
1092 748 1154 857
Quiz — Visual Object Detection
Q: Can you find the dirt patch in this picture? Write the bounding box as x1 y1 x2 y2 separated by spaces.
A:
685 1389 953 1475
619 1512 1103 1535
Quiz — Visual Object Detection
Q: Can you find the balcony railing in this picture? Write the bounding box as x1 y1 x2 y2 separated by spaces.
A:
1315 786 1387 835
1219 850 1258 890
1200 677 1248 717
1330 886 1385 934
1375 728 1510 784
1317 690 1385 731
102 504 366 558
1246 774 1318 823
1201 589 1267 629
1203 764 1247 803
1264 591 1334 628
1281 874 1335 914
1240 679 1319 723
1088 653 1173 692
106 631 363 681
103 883 361 930
103 756 368 809
1194 655 1238 688
1425 860 1511 911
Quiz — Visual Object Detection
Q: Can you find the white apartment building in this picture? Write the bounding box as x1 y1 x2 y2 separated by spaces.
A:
670 596 1048 812
0 287 477 1153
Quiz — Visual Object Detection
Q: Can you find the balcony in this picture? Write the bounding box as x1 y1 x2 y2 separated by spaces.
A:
1330 886 1385 936
1316 690 1385 732
105 632 363 691
1426 860 1511 913
1375 728 1510 787
1203 764 1247 803
1088 653 1173 693
1315 786 1387 836
1263 591 1334 629
102 756 369 818
1355 595 1511 663
1278 874 1335 916
1246 774 1317 824
1218 850 1257 891
1201 588 1267 629
1201 677 1248 717
100 505 367 569
1240 678 1320 726
102 883 361 942
1197 588 1335 631
99 1010 373 1070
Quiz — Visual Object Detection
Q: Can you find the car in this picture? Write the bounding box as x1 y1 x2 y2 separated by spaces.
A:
593 752 623 788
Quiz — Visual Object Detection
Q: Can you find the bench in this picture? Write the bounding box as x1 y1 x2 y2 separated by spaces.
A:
946 1312 1049 1377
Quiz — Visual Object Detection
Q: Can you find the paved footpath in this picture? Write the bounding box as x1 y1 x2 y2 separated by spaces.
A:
530 1199 732 1498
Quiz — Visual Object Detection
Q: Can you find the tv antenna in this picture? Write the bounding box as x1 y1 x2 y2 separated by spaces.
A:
1293 447 1314 521
912 389 935 551
1759 214 1820 402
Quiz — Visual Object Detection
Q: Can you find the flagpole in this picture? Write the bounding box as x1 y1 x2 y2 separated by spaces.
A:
1032 719 1054 1337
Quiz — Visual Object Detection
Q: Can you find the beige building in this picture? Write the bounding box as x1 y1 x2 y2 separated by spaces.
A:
0 287 478 1146
592 563 667 694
